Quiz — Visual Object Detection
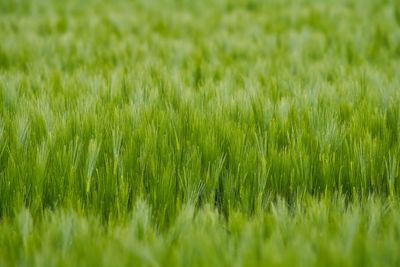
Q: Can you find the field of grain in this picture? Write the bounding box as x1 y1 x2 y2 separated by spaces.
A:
1 0 400 266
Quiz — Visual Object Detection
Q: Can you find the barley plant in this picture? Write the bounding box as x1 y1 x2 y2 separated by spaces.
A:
1 0 400 266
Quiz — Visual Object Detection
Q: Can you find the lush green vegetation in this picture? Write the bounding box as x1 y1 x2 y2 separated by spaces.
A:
1 0 400 266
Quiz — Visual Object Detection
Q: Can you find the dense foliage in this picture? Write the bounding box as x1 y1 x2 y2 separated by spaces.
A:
1 0 400 266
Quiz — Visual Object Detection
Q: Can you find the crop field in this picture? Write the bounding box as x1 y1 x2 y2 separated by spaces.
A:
1 0 400 266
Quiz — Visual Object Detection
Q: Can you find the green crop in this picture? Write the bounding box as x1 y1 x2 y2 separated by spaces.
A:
1 0 400 266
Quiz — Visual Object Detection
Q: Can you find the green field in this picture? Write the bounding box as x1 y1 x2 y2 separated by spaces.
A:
1 0 400 266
